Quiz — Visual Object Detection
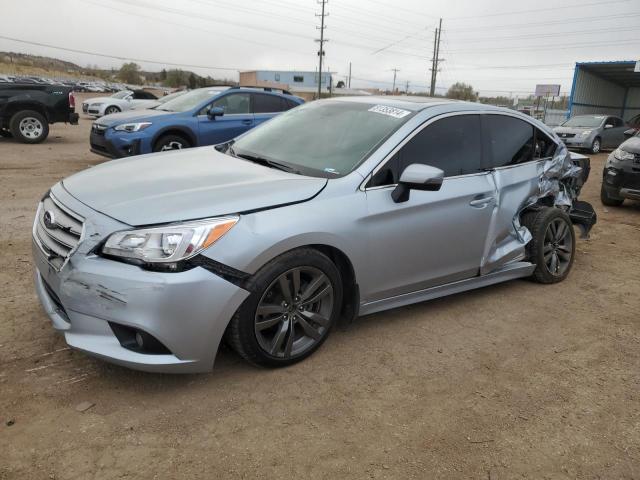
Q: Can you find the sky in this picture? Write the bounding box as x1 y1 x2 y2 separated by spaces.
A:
1 0 638 97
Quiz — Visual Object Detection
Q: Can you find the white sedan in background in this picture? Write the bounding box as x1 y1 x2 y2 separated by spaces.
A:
82 90 159 117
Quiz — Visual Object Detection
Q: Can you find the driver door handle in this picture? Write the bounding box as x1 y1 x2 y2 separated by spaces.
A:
241 119 253 125
469 196 495 208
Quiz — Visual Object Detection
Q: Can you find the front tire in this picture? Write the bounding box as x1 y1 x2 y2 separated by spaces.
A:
153 134 191 152
521 207 576 284
104 105 121 115
590 137 601 154
9 110 49 144
226 248 343 368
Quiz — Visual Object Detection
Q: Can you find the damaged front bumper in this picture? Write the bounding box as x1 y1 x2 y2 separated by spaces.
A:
32 185 250 373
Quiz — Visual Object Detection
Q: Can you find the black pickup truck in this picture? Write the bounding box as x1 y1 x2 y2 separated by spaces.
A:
0 84 79 143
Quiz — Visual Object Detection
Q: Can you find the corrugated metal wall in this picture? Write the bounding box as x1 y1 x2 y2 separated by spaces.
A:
570 68 625 118
625 87 640 121
569 65 640 121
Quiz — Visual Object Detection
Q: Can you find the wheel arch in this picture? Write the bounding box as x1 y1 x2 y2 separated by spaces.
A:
151 127 197 149
5 103 49 123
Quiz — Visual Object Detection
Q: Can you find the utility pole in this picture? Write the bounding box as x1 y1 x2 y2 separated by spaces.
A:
429 18 444 97
315 0 328 99
348 61 352 88
391 68 400 94
405 80 410 94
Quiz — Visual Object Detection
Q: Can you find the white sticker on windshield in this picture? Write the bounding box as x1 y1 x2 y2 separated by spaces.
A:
368 105 411 119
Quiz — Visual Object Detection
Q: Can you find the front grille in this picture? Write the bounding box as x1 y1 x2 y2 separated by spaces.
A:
33 193 84 270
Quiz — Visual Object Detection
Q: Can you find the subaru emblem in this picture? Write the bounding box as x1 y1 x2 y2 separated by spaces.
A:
43 210 57 230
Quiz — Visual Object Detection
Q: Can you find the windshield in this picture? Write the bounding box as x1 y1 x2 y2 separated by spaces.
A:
561 115 605 128
157 90 188 104
156 88 225 112
111 90 132 99
232 100 415 178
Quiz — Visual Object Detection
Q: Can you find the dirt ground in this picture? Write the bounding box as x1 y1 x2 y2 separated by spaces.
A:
1 96 639 479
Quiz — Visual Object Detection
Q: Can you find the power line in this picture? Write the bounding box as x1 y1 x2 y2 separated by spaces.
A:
446 39 639 54
446 12 640 32
0 35 242 72
447 0 631 20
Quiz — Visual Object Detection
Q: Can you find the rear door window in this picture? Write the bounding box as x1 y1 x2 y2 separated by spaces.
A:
534 128 557 159
369 114 482 187
483 115 534 168
211 93 250 114
253 93 287 113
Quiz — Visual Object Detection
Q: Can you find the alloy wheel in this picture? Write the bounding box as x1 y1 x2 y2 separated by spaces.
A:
254 267 334 359
19 117 43 139
592 139 600 154
543 218 573 276
105 107 119 115
160 141 184 151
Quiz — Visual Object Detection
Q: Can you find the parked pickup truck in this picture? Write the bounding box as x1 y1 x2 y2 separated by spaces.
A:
0 84 79 143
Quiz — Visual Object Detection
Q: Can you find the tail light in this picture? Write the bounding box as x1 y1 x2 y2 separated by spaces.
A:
68 92 75 110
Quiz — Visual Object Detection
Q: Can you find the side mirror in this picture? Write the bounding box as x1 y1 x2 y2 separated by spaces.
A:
623 128 636 138
207 106 224 120
604 124 613 129
391 164 444 203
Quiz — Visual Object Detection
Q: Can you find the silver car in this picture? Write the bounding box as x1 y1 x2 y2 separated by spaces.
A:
32 97 595 373
554 114 629 153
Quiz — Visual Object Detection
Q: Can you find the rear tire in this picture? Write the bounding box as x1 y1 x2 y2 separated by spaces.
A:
153 134 191 152
226 248 343 368
521 207 576 284
600 185 624 206
9 110 49 144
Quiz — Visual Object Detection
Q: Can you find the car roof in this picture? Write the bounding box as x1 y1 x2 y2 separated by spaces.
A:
329 95 517 113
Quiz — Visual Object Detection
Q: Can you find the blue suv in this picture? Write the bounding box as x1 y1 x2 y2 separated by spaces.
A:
89 86 304 158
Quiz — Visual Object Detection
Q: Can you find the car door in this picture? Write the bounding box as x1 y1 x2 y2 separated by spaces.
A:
252 93 290 127
363 114 496 302
197 92 253 145
479 114 555 274
601 116 627 149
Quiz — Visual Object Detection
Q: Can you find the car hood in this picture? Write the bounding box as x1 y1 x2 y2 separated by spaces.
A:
62 147 327 226
94 108 173 126
620 136 640 154
554 126 598 134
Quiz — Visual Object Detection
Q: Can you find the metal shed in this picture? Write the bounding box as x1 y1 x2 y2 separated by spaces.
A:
568 61 640 121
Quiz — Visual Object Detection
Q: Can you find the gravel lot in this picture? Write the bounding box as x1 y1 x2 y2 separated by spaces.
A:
1 96 639 479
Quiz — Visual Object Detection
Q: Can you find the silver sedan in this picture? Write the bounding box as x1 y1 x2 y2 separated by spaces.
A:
32 97 594 373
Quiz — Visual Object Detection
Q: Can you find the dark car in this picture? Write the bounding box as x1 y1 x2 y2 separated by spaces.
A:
0 83 78 143
627 113 640 135
601 129 640 205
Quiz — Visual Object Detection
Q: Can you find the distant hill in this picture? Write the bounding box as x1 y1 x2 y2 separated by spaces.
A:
0 51 234 87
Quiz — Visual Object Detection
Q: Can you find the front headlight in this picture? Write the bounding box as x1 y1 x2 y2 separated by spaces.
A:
580 130 592 136
102 216 238 265
114 122 152 132
613 148 635 162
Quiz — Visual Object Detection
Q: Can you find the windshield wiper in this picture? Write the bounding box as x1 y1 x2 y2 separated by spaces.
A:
233 150 300 174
